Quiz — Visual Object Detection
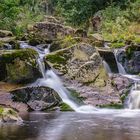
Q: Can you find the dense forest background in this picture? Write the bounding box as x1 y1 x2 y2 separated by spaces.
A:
0 0 139 44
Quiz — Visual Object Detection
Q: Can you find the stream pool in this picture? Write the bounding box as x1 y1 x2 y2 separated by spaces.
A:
1 111 140 140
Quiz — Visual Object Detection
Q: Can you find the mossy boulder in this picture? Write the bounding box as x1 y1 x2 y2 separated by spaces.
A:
46 43 108 88
0 48 41 83
0 106 22 123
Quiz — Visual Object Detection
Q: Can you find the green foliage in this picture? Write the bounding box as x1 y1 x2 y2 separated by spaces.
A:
0 0 44 36
101 0 140 43
53 0 131 27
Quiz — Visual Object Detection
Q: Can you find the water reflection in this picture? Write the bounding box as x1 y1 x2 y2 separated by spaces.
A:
0 111 140 140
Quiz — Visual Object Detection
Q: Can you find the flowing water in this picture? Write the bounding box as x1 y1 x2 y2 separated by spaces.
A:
103 60 112 74
114 49 126 75
102 44 140 109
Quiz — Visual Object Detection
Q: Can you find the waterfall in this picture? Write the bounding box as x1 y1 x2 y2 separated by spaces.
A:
103 60 111 74
127 83 140 109
20 42 97 112
114 49 126 74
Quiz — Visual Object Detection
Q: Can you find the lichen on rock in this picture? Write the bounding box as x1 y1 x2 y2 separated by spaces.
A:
0 48 41 83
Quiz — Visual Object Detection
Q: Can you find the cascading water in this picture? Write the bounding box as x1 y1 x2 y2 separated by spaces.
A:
103 60 111 74
20 42 96 113
114 49 126 75
126 82 140 109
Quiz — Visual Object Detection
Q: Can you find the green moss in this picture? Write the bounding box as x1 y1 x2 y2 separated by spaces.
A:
0 106 4 114
46 46 73 65
134 36 140 44
110 42 125 48
0 49 37 62
46 53 66 64
69 89 85 104
60 35 77 49
60 103 73 111
100 103 123 109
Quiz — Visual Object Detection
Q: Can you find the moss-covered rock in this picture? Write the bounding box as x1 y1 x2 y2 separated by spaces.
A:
0 48 41 83
60 103 73 111
46 43 108 88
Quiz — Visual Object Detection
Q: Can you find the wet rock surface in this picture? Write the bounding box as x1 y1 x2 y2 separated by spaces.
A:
64 78 121 106
0 91 28 113
11 86 61 111
117 45 140 74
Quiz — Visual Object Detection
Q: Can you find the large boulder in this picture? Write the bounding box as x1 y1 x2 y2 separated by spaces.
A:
0 48 41 83
11 86 61 111
46 43 108 88
27 16 75 45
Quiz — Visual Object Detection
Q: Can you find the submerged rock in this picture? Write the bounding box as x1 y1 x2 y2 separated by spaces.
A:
0 48 41 83
11 86 61 111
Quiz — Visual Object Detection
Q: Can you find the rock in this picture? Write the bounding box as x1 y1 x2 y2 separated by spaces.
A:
97 48 119 73
11 86 61 111
117 45 140 74
0 91 28 113
31 16 75 42
0 48 41 83
0 30 13 38
0 82 21 92
89 33 104 47
0 106 22 123
111 74 132 95
46 43 108 88
64 79 121 107
0 37 16 43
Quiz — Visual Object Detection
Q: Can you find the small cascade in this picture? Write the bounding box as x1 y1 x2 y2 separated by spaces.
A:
127 82 140 109
103 60 112 74
20 42 50 78
114 49 126 75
